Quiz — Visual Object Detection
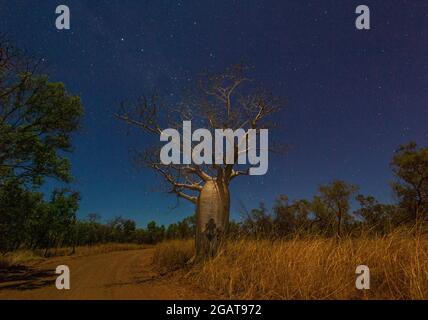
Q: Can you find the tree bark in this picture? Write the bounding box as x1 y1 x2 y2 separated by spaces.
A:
195 179 230 260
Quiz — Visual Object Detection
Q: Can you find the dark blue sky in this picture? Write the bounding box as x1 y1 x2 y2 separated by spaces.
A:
1 0 427 227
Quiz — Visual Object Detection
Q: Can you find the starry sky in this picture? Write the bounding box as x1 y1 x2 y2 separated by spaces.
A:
1 0 427 227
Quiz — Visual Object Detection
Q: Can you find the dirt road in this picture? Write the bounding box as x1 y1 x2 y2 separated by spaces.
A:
0 248 209 300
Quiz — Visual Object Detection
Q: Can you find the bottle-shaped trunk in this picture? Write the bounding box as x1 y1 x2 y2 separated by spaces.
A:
195 179 230 260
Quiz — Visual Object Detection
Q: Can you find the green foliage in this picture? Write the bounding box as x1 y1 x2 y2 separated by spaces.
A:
310 195 335 236
71 215 195 247
274 196 312 236
0 181 43 252
234 170 427 239
166 215 195 240
74 216 138 246
318 180 358 237
145 221 165 244
0 184 79 254
0 40 83 254
391 142 428 223
0 74 83 187
241 203 274 238
355 195 398 234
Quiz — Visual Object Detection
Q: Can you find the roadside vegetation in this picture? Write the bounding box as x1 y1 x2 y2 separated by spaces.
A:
154 231 428 299
152 142 428 299
0 243 148 270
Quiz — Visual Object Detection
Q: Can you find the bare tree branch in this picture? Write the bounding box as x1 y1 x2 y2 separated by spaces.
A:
117 64 285 204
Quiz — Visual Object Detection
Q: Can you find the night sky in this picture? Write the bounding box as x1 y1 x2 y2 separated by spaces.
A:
1 1 427 227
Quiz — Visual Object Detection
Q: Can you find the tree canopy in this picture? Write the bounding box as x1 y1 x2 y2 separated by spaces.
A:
391 142 428 223
0 39 83 253
0 39 83 187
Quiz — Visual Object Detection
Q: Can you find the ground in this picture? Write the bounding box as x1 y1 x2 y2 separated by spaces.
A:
0 248 211 300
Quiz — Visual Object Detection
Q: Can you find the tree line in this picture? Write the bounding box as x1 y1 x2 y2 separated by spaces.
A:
4 140 425 255
73 214 195 247
66 139 428 250
233 142 427 239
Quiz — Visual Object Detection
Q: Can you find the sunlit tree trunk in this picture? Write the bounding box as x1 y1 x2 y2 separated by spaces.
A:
195 179 230 260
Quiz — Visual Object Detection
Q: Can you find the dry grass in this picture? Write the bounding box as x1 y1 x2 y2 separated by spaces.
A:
44 243 148 257
154 231 428 300
0 243 148 269
0 250 43 269
153 240 194 273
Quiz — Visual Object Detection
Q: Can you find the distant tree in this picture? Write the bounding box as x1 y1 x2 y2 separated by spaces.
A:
166 223 179 240
34 190 80 256
0 183 79 254
391 142 428 225
107 217 127 242
273 195 311 237
0 181 43 252
355 195 397 234
145 221 165 244
318 180 358 238
310 195 335 236
134 228 148 244
241 203 274 238
165 215 195 240
123 219 137 242
87 213 101 223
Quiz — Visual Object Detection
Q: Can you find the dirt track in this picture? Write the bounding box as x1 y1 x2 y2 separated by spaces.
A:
0 248 209 300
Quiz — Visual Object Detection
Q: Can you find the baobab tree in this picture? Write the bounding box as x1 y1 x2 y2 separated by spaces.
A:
117 64 284 259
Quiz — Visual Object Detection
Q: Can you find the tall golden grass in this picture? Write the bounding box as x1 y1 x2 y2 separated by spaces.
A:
0 250 43 269
153 231 428 300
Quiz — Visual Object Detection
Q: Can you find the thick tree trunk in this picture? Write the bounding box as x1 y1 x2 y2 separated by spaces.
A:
195 179 230 260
